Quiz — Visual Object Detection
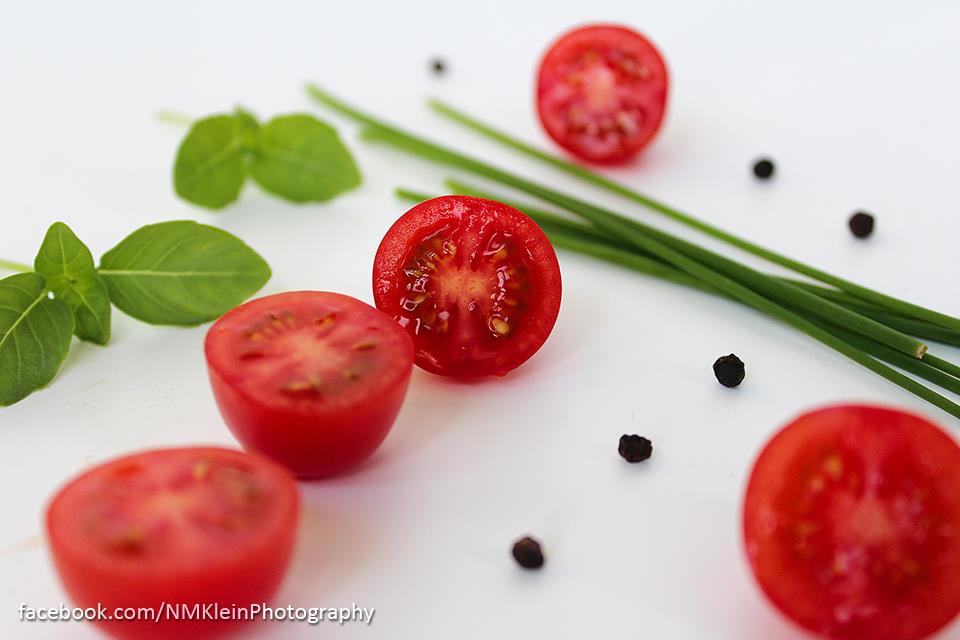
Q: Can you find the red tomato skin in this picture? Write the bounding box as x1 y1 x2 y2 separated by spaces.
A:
372 195 562 378
206 292 414 479
743 405 960 640
536 24 669 165
46 447 299 640
208 365 410 478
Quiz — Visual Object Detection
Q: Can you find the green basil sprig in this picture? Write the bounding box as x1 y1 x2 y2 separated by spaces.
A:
0 220 270 406
173 109 361 210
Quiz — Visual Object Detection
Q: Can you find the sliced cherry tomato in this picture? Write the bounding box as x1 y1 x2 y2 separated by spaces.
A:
46 447 299 639
743 405 960 640
536 24 669 164
205 291 414 478
373 196 561 378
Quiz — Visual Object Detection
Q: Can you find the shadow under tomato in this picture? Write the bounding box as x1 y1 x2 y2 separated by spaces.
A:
223 496 381 639
317 370 470 482
271 495 380 601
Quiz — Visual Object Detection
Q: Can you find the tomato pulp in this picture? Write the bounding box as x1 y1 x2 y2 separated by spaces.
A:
536 24 669 164
205 291 414 478
46 447 300 639
373 196 561 377
743 405 960 640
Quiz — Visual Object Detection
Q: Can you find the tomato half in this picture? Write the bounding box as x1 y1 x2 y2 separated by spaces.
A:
536 24 669 164
46 447 299 639
373 196 561 378
743 405 960 640
205 291 414 478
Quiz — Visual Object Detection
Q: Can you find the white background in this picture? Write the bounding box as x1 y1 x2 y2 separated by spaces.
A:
2 1 960 638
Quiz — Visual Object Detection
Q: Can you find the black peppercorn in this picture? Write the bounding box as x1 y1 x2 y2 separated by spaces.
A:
752 158 775 180
848 211 875 239
618 434 653 463
512 536 544 569
430 58 447 75
713 354 745 387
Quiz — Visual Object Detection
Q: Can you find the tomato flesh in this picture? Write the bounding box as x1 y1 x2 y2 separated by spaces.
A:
373 196 561 377
46 447 299 639
743 405 960 640
537 24 669 164
205 291 414 478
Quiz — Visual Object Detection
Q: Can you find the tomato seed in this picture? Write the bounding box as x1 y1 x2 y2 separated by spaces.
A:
512 536 544 569
753 158 775 180
192 461 211 480
713 354 745 387
489 317 511 336
822 454 843 479
848 211 875 238
618 434 653 463
280 378 323 398
107 529 145 555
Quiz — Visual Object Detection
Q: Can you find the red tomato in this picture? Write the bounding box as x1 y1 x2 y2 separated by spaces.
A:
536 24 669 164
206 291 414 478
743 405 960 640
46 447 299 639
373 195 561 378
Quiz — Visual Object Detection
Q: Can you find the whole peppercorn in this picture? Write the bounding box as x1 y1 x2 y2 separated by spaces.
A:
848 211 875 239
618 434 653 463
430 57 447 75
752 158 775 180
511 536 544 569
713 354 745 387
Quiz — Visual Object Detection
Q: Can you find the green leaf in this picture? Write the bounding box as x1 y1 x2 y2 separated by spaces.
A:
173 114 249 210
0 273 75 406
251 114 361 203
233 107 260 149
34 222 112 345
98 221 271 326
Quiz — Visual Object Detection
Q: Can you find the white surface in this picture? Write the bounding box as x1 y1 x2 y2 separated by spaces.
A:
2 1 960 638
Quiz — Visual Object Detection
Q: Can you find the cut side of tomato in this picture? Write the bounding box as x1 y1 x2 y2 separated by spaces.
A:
205 291 414 478
537 24 669 164
46 447 299 639
743 405 960 640
373 195 561 377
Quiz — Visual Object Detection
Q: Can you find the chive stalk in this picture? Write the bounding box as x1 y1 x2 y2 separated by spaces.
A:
0 259 31 273
427 98 960 333
924 354 960 381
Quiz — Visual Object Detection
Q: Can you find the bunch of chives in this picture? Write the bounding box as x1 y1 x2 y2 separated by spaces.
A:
306 85 960 421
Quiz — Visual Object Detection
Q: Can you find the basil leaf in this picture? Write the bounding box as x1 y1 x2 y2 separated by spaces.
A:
234 107 260 148
0 273 75 406
173 114 249 210
34 222 112 345
251 114 361 203
98 221 271 326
